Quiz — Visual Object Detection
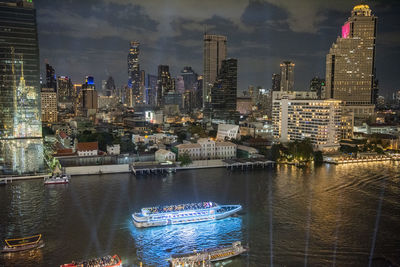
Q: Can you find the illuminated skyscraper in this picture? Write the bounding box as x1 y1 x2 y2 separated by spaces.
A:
203 34 227 107
280 61 295 91
57 76 73 102
127 41 140 107
0 0 44 174
41 87 57 123
326 5 377 109
157 65 173 107
82 76 98 117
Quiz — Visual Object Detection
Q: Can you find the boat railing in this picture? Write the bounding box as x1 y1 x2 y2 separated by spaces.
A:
4 234 42 248
142 202 217 215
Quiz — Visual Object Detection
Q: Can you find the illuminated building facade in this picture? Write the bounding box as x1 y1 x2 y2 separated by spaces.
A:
203 34 227 107
272 93 342 151
82 76 98 117
310 77 325 99
57 76 73 102
157 65 173 107
0 0 44 174
272 73 281 92
41 87 57 123
326 5 377 116
127 41 141 107
280 61 295 91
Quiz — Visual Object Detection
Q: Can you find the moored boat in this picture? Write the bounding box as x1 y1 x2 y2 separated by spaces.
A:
44 174 70 185
169 241 247 266
61 254 122 267
0 179 7 185
132 202 242 228
1 234 44 253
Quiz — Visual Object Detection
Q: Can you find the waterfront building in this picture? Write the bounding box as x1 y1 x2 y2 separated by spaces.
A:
157 65 174 107
272 93 342 151
203 34 227 107
76 142 98 157
237 145 260 159
280 61 295 91
155 149 176 162
41 87 58 123
128 41 141 107
216 124 239 141
175 138 236 160
0 0 44 174
211 58 237 118
325 5 377 117
106 144 120 155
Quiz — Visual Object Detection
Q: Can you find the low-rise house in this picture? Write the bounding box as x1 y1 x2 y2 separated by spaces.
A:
76 142 98 157
107 144 120 155
155 149 176 162
216 124 239 141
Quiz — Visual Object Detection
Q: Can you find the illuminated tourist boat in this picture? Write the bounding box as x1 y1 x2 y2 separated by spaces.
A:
132 202 242 228
44 174 70 185
169 241 247 266
1 234 44 253
60 254 122 267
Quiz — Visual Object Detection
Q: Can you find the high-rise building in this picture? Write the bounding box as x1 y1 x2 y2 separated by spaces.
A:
0 0 44 174
41 87 57 123
326 5 377 108
82 76 98 117
272 93 342 151
105 76 116 97
74 83 83 116
203 34 227 107
211 58 237 118
157 65 173 106
127 41 140 107
46 63 56 90
280 61 295 91
181 66 198 91
145 74 157 106
272 73 281 92
310 77 325 99
57 76 73 102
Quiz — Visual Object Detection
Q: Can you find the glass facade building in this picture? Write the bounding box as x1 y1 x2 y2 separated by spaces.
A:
0 0 44 174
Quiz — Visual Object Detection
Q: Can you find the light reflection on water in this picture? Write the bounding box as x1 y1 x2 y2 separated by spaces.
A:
128 217 243 266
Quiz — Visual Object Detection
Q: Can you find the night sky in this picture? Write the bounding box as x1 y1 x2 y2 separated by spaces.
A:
34 0 400 97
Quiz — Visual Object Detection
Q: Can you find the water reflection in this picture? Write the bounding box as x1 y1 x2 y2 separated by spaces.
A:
129 217 243 266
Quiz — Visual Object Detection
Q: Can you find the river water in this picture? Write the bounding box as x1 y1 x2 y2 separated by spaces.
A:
1 162 400 266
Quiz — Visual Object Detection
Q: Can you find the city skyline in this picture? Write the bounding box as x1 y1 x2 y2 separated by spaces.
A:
35 0 400 97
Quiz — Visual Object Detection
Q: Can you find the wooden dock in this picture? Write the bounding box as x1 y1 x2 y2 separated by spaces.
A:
0 174 50 183
223 158 275 170
130 163 177 175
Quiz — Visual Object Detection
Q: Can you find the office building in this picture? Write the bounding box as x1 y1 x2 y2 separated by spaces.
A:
310 77 325 99
82 76 98 117
325 5 377 116
211 58 237 117
272 93 342 151
57 76 73 102
0 0 44 174
157 65 173 106
105 76 116 97
280 61 295 91
145 74 157 106
127 41 140 107
41 87 57 123
203 34 227 106
272 73 281 92
46 63 56 90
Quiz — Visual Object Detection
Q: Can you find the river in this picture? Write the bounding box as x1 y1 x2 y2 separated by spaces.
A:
1 162 399 266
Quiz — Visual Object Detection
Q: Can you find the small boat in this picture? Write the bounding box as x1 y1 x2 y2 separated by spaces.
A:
0 179 7 186
169 241 247 266
44 174 70 185
61 254 122 267
1 234 44 253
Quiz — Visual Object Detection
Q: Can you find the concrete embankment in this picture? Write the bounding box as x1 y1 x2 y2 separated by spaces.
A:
64 164 130 176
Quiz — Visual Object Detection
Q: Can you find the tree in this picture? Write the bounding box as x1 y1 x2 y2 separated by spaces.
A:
178 153 192 166
177 131 187 143
314 151 324 165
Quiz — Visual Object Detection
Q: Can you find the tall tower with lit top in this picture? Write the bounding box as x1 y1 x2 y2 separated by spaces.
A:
325 5 377 116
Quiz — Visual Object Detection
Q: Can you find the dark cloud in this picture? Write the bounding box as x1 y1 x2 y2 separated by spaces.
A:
35 0 400 97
